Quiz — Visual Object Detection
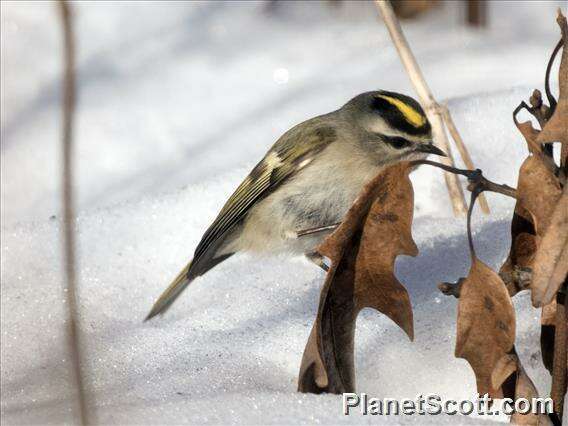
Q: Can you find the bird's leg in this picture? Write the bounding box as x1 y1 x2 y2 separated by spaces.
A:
305 251 329 272
295 222 341 238
296 223 340 272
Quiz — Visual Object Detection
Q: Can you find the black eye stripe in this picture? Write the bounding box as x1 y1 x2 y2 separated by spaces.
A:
383 135 411 149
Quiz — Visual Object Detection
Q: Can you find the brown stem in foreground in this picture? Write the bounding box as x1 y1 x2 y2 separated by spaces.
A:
59 1 88 424
374 0 468 217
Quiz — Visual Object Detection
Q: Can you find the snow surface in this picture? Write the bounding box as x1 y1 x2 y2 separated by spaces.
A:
1 1 564 424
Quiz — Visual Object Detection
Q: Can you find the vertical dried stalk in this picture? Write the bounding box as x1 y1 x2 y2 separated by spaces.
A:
551 289 566 419
59 1 88 424
441 105 490 214
374 0 468 216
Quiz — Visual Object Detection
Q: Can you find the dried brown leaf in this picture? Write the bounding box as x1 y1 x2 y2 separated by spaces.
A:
516 156 562 233
491 353 518 391
455 258 516 397
499 155 562 295
531 186 568 307
515 120 542 154
542 300 558 326
298 162 417 393
510 369 552 425
492 353 552 425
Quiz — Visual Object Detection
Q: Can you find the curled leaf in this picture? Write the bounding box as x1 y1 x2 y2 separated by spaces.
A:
537 13 567 147
531 185 568 307
492 353 551 425
499 154 562 296
491 353 518 392
516 156 562 234
298 162 417 393
514 118 542 154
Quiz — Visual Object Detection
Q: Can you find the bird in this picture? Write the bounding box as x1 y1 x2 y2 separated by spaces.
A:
146 90 446 320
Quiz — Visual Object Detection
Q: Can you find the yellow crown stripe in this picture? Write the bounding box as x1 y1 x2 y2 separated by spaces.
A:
377 95 426 128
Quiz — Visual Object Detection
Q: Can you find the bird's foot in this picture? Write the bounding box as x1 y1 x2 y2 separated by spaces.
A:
305 251 330 272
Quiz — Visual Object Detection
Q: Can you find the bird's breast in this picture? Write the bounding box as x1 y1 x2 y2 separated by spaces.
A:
236 144 383 255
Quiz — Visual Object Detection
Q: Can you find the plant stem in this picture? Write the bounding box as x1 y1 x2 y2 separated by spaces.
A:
59 1 88 424
440 105 490 214
411 160 518 199
374 0 468 217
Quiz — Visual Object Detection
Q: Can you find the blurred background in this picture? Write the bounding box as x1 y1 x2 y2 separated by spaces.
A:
1 0 562 227
1 1 564 425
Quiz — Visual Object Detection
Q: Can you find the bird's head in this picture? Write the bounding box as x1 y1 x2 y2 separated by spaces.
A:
340 90 445 163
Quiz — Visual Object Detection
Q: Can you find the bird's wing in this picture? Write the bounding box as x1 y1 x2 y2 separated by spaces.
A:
192 124 337 265
146 123 337 320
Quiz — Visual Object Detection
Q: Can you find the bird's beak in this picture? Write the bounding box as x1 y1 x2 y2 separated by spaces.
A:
415 143 447 157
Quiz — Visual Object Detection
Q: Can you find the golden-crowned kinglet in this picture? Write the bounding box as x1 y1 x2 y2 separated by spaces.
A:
147 90 445 319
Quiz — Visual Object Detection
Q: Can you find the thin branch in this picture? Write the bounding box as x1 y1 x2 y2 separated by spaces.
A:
59 1 88 424
413 159 518 261
512 101 533 125
411 160 518 199
440 104 490 215
544 38 563 112
466 187 481 260
467 177 518 200
374 0 468 217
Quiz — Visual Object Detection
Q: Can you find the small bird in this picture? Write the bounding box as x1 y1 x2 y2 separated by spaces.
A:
146 90 445 320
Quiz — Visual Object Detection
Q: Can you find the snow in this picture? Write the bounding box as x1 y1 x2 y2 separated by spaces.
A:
1 1 563 424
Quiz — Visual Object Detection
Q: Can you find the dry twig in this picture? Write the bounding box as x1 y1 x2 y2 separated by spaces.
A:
375 0 468 216
59 1 88 424
410 160 517 200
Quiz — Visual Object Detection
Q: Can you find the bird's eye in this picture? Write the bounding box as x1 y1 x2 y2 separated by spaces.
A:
383 136 411 149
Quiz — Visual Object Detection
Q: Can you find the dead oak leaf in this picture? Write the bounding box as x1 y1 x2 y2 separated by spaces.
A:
298 162 417 393
456 258 516 398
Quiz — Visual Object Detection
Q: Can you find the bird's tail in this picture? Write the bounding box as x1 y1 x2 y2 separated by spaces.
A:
145 260 194 321
145 252 234 321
